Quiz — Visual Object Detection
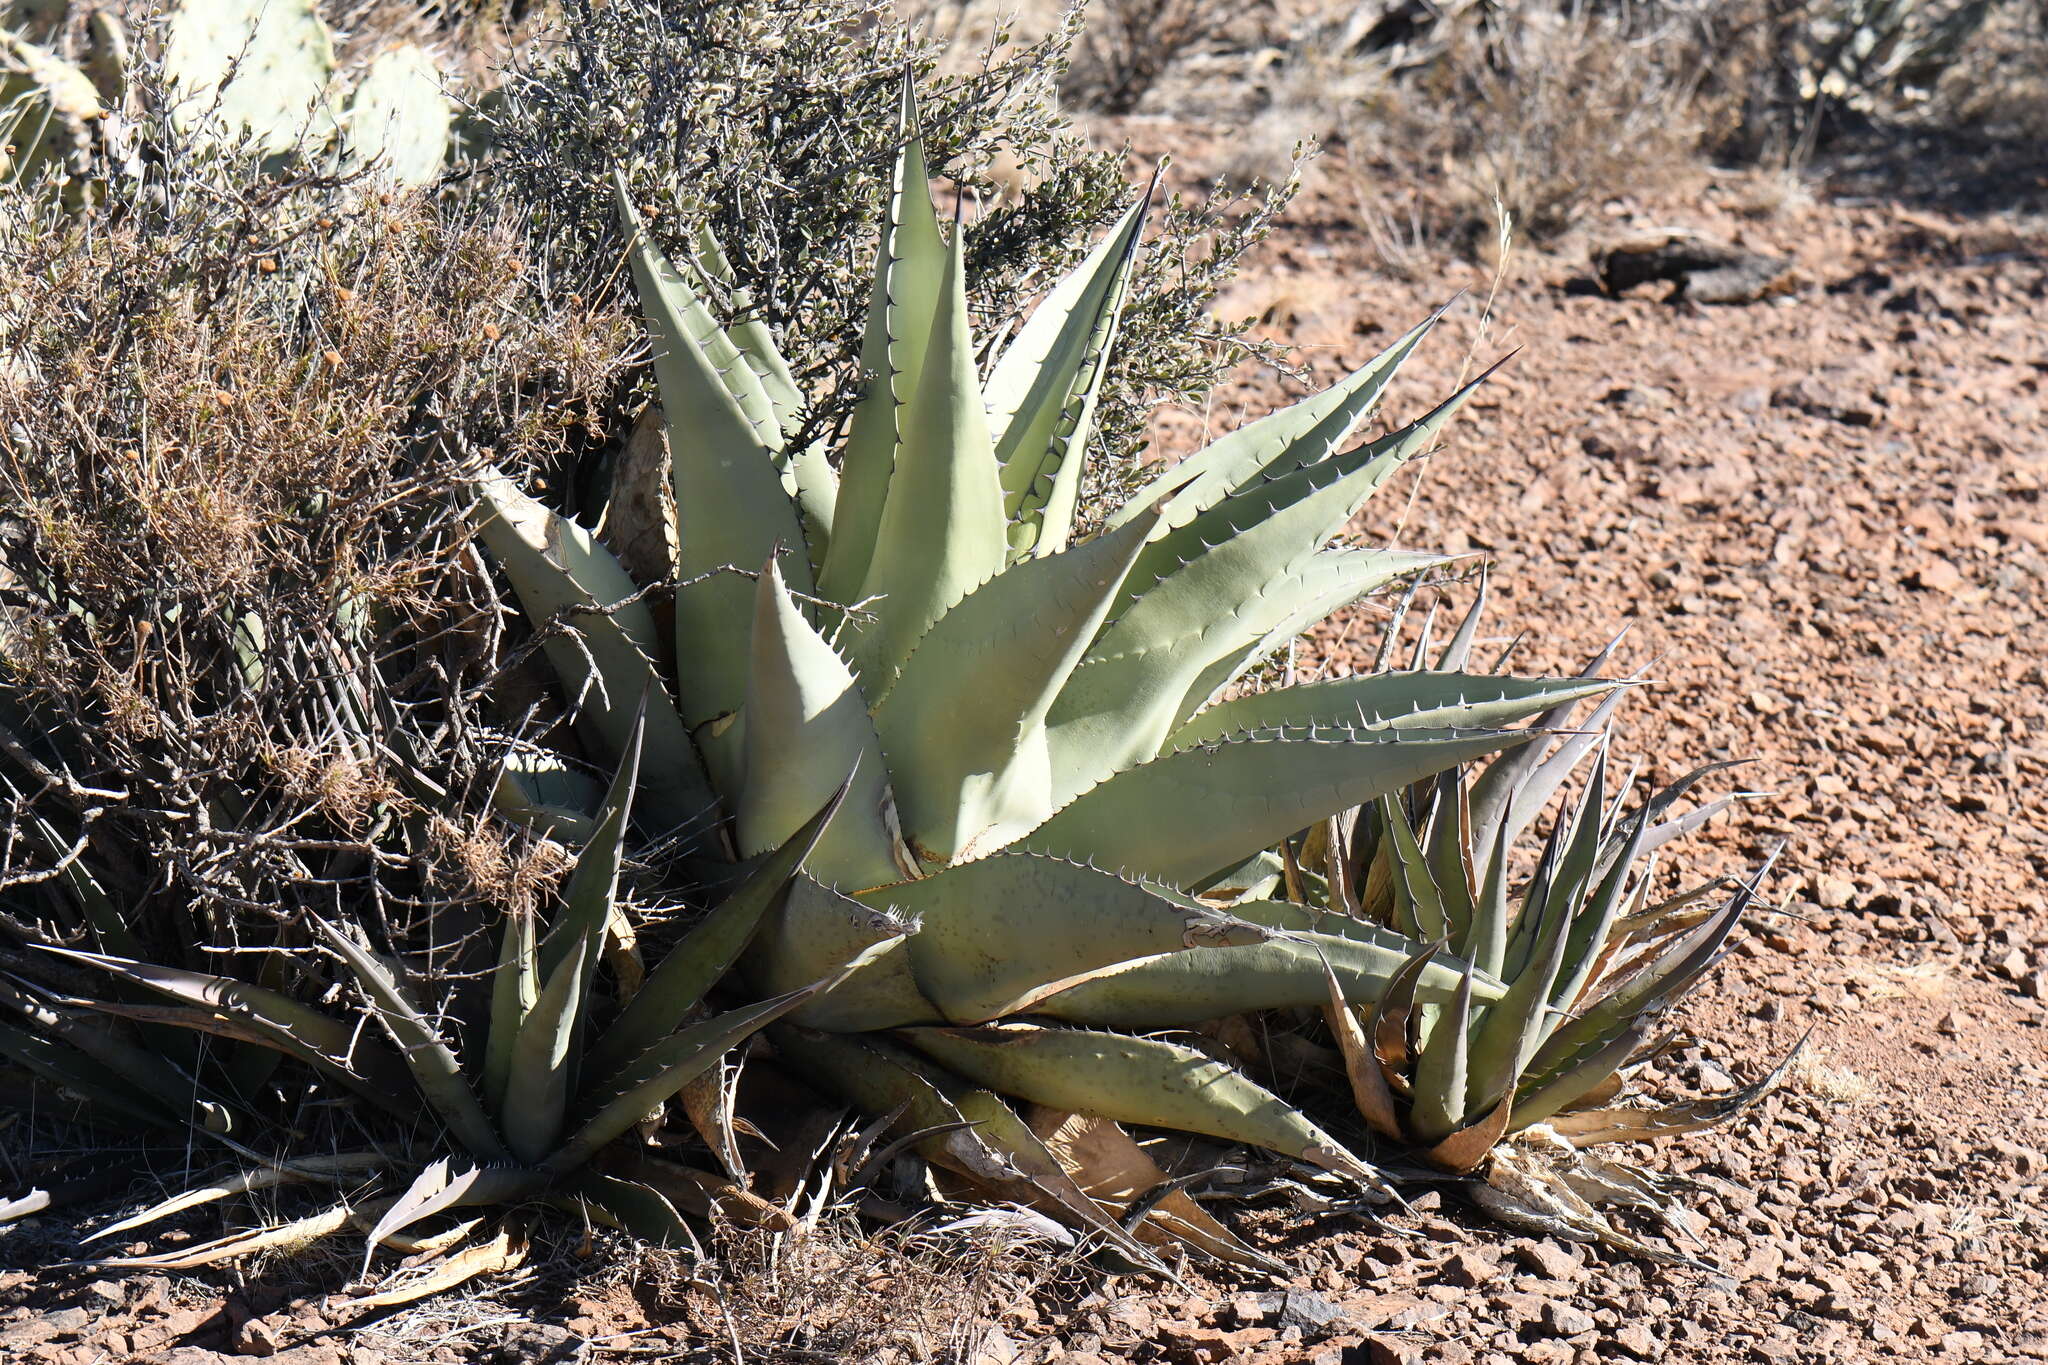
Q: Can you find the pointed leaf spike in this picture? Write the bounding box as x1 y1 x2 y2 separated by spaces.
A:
817 71 949 604
738 557 903 888
851 211 1008 684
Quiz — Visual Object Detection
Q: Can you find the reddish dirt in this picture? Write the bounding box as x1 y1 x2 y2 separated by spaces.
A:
5 134 2046 1365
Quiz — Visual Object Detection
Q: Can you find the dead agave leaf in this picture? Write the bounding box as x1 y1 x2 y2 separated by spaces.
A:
1548 1035 1805 1148
1027 1106 1283 1275
677 1057 746 1183
1422 1094 1513 1174
1472 1127 1712 1270
86 1152 386 1243
1321 959 1401 1141
352 1223 529 1310
612 1153 795 1231
91 1204 353 1269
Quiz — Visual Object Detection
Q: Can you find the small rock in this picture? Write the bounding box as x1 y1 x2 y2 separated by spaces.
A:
1442 1249 1498 1288
1364 1336 1424 1365
1910 559 1964 594
1938 1011 1963 1036
1611 1322 1661 1359
493 1324 582 1365
1543 1301 1598 1337
84 1281 125 1310
1957 1274 2003 1299
1813 876 1856 909
1515 1241 1585 1282
1994 947 2030 981
2023 971 2048 1002
232 1318 281 1358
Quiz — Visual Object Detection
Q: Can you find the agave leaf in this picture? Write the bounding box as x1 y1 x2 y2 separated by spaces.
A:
469 468 715 835
1470 815 1515 978
743 876 933 1031
818 75 949 604
1027 723 1538 890
1425 770 1481 953
1108 306 1447 533
1167 549 1459 731
851 216 1008 685
772 1027 1168 1272
355 1222 529 1309
591 779 852 1076
553 936 905 1171
1378 792 1450 942
1367 938 1443 1087
1030 923 1498 1029
500 933 589 1165
1434 569 1490 671
365 1159 474 1267
1514 1024 1649 1130
312 919 510 1164
89 1205 354 1270
1407 959 1477 1143
1467 627 1631 880
1423 1094 1514 1174
490 749 601 843
990 184 1151 557
1169 672 1614 752
482 904 539 1117
537 698 643 1004
0 977 221 1125
856 852 1266 1024
872 507 1159 866
608 1151 795 1229
84 1154 386 1244
685 222 803 439
901 1022 1391 1194
1322 961 1400 1141
0 1019 174 1128
1464 862 1577 1121
616 177 814 719
1029 1107 1285 1275
1047 382 1484 793
737 559 903 888
1111 364 1488 624
557 1170 694 1245
617 176 786 458
40 945 416 1111
1545 1035 1807 1147
1522 850 1775 1116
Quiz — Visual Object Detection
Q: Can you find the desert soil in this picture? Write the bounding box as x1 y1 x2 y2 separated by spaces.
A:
4 129 2045 1364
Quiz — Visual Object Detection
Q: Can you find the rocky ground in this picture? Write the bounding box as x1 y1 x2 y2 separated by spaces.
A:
4 126 2045 1364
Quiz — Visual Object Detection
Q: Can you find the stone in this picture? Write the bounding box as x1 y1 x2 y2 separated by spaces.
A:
1611 1322 1660 1359
492 1324 582 1365
1514 1242 1585 1282
232 1318 281 1357
1911 559 1965 594
1543 1302 1597 1337
1442 1249 1498 1288
1364 1336 1425 1365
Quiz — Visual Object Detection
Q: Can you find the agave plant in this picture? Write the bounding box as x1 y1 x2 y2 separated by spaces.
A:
457 79 1630 1267
0 708 899 1288
1315 629 1787 1147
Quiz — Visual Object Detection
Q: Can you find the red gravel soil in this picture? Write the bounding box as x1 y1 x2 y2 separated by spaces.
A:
4 131 2045 1365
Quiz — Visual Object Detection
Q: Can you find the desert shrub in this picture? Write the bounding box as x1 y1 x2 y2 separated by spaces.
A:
1062 0 1246 114
0 130 620 964
484 0 1299 487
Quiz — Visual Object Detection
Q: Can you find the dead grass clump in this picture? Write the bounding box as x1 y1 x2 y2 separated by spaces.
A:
1426 3 1709 240
0 128 626 964
690 1209 1074 1362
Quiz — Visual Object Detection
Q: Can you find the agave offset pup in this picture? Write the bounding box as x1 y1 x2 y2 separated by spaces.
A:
465 79 1621 1265
1 701 898 1293
1271 590 1797 1257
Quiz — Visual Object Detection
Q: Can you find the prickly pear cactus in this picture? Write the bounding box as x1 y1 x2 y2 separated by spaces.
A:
1 31 103 195
163 0 336 155
341 43 450 186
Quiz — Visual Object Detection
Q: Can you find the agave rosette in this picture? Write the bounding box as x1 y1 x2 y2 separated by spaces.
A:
463 78 1622 1259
